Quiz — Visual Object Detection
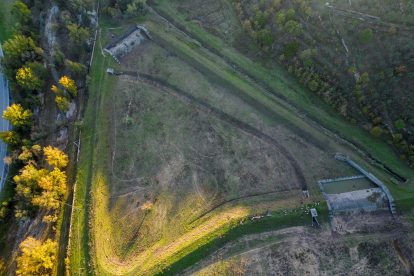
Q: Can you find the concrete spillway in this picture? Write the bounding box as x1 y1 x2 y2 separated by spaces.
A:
335 153 397 215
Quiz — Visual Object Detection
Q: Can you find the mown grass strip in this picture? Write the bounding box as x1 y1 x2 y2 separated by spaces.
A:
69 34 109 275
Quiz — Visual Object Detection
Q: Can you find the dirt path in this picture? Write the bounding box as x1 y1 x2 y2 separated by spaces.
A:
393 239 413 274
326 4 414 33
182 226 309 275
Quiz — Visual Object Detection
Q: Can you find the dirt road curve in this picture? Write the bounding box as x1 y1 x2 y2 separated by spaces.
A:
118 71 307 191
0 43 10 191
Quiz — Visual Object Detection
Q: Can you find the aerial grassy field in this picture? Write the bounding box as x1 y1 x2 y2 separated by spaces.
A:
68 1 414 275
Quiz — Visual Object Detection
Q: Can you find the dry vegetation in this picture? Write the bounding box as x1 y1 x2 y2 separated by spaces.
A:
189 215 414 275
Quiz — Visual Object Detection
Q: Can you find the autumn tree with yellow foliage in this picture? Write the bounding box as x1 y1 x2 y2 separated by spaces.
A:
52 76 77 111
0 104 32 148
0 258 5 274
14 164 49 217
18 144 42 164
55 96 70 112
31 168 67 211
0 131 21 148
15 66 42 90
13 146 68 221
51 85 69 111
43 146 69 169
16 237 57 276
3 104 32 128
59 75 77 96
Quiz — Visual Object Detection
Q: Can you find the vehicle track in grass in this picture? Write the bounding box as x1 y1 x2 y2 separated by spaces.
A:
116 72 308 192
109 51 308 231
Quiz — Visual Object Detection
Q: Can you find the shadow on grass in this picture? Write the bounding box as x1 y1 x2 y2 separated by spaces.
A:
157 203 328 275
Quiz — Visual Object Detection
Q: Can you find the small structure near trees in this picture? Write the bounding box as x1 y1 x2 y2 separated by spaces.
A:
104 25 151 63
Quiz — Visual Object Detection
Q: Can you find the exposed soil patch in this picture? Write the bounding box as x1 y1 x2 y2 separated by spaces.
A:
188 215 414 275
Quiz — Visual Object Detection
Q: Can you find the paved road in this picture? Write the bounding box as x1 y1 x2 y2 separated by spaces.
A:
0 43 10 192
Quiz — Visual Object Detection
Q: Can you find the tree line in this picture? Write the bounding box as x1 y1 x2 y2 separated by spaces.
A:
0 0 96 274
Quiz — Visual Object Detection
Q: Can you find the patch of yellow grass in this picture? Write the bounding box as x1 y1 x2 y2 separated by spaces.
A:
91 171 304 275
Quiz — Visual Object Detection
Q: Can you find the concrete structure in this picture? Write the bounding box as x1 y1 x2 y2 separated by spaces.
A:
335 153 396 215
136 25 152 40
324 188 387 214
104 25 151 63
318 154 397 219
318 175 366 185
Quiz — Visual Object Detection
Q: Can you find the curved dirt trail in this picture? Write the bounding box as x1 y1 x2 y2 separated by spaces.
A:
118 72 308 191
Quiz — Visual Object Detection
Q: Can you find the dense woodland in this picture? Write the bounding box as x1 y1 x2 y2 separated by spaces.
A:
0 0 91 274
231 0 414 167
0 0 147 274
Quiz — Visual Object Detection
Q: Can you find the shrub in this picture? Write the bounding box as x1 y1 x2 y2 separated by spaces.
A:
0 258 4 274
275 11 286 26
59 76 77 96
15 67 42 90
395 119 406 130
358 28 373 44
55 96 70 112
370 126 383 137
67 23 90 46
308 80 319 92
283 41 300 59
256 29 273 47
284 20 302 36
3 104 32 128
